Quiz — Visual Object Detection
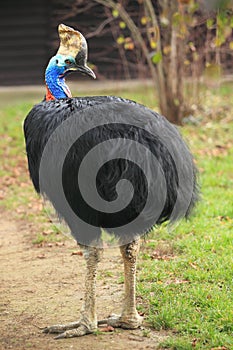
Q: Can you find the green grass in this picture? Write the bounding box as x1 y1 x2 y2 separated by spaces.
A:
136 84 233 349
0 82 232 349
32 224 64 245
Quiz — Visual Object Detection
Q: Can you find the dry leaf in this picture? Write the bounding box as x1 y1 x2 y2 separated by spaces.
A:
71 251 83 256
189 262 199 270
192 338 198 347
151 251 176 261
55 242 65 247
42 230 54 236
165 279 189 286
100 325 115 332
37 254 46 259
128 335 144 342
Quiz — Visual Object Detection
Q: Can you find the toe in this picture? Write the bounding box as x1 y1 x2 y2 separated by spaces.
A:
54 325 92 339
43 321 81 334
98 314 143 329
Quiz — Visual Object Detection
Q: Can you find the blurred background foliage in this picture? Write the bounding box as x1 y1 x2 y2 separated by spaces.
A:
0 0 232 123
53 0 233 123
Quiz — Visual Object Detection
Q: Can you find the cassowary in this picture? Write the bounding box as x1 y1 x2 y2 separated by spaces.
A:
24 24 198 338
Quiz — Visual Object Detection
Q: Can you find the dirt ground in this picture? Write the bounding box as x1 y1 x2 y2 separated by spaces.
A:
0 209 168 350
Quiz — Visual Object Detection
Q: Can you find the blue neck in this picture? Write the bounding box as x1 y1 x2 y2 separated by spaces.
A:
45 68 70 99
45 55 73 100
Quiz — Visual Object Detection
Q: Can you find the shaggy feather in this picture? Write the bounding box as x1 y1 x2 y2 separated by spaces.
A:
24 96 198 244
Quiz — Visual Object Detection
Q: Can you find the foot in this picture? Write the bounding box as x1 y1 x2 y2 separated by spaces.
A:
43 320 96 339
98 313 143 330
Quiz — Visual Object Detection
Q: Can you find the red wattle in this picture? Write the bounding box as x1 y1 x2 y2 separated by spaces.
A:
46 86 56 101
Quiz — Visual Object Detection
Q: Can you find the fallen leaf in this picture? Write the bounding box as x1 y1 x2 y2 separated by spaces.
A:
16 208 25 214
0 191 6 200
102 285 110 290
150 251 176 261
192 338 198 347
128 335 144 342
13 168 21 177
100 325 115 332
55 242 65 247
37 254 46 259
20 182 29 188
217 216 231 222
165 279 189 286
189 262 199 270
71 251 83 256
42 230 54 236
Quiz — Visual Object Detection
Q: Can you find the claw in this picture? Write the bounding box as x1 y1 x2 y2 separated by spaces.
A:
43 313 142 339
42 321 81 334
54 325 92 339
43 326 62 334
98 314 143 330
97 313 118 326
54 332 66 340
42 322 93 338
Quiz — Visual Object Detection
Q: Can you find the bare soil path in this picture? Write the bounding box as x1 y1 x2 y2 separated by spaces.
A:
0 209 166 350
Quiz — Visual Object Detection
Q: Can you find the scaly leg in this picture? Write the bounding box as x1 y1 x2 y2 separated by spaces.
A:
99 239 143 329
43 246 102 339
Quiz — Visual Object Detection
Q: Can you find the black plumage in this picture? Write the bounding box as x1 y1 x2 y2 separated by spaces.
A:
24 96 198 245
23 24 199 338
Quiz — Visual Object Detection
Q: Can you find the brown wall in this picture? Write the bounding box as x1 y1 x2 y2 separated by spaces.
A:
0 0 52 86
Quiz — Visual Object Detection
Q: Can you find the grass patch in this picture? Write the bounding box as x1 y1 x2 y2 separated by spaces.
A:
0 82 232 349
32 225 64 245
137 84 233 349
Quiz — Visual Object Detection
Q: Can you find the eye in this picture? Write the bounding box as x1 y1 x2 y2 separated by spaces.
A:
65 59 72 65
55 59 59 64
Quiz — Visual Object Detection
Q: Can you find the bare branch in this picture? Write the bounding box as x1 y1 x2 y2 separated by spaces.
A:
93 0 158 81
104 6 131 79
86 17 115 38
55 2 97 21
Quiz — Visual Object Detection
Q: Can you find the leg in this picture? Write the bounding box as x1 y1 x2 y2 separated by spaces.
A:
43 246 102 338
99 239 143 329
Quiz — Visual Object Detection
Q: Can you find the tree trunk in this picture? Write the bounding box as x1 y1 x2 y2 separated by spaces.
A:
94 0 188 124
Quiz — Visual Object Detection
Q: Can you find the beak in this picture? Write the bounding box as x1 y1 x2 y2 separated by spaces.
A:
76 64 96 79
63 63 96 79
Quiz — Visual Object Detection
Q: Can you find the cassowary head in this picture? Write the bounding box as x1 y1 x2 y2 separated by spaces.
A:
46 24 96 80
45 24 96 100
